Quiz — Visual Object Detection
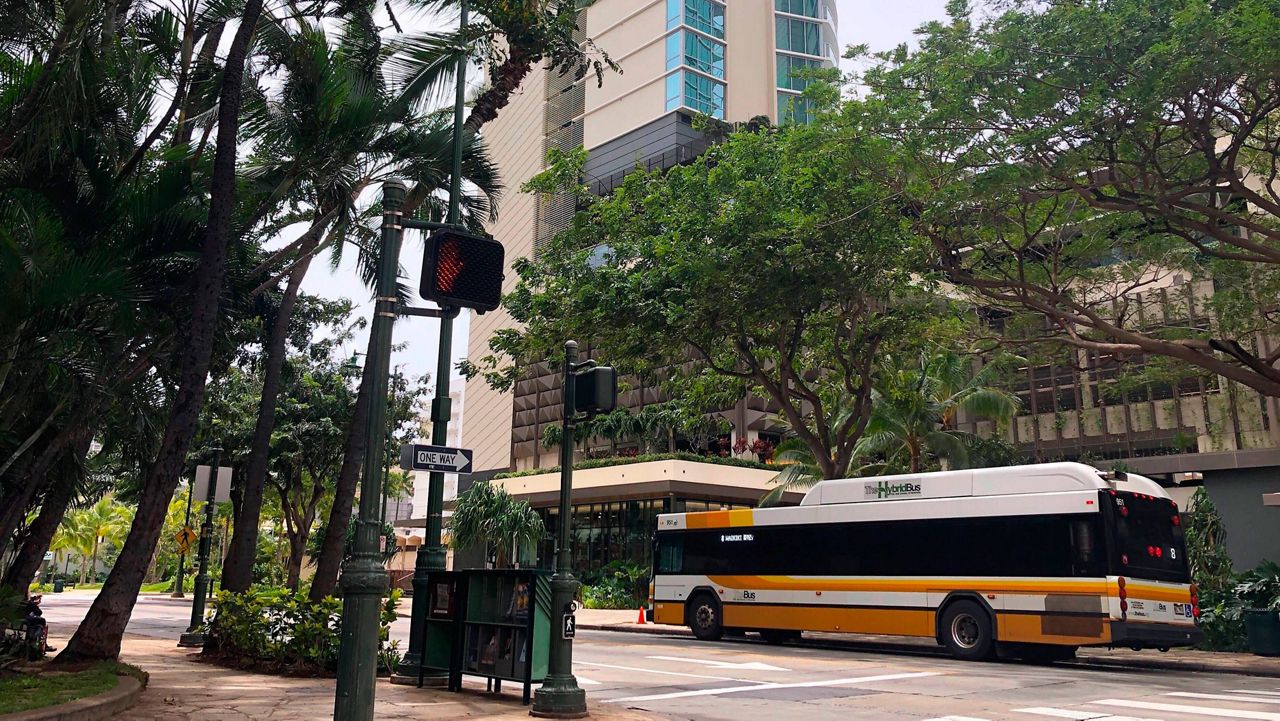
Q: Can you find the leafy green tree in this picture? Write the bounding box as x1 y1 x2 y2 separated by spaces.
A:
470 124 935 481
861 0 1280 397
450 482 544 568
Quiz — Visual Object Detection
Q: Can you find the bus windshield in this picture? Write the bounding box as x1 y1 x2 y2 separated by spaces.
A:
1108 490 1189 583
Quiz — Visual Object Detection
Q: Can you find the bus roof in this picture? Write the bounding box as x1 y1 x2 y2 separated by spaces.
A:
797 462 1169 506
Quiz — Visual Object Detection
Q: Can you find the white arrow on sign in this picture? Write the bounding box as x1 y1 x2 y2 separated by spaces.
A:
645 655 789 672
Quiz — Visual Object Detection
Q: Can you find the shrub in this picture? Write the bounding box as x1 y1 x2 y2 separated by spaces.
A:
204 587 402 675
1184 488 1248 650
581 577 635 609
580 561 650 609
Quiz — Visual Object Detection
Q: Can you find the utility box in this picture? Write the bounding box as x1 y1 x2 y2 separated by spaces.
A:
414 569 552 703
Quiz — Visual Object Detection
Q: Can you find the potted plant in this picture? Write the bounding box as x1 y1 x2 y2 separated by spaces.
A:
1236 560 1280 656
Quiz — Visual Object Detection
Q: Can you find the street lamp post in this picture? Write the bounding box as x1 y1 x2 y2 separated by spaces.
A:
179 447 222 647
332 180 403 721
531 340 589 719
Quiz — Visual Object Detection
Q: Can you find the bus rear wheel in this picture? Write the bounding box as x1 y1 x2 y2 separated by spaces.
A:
940 600 995 661
688 593 723 641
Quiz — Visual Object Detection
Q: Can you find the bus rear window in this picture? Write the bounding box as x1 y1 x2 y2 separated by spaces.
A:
1108 491 1189 583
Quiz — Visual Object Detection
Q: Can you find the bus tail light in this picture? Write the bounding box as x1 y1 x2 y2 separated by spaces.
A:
1120 506 1129 517
1172 515 1180 526
1190 582 1200 621
1118 577 1128 620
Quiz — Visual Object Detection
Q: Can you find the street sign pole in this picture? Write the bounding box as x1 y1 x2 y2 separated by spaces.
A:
532 340 589 719
398 0 468 689
179 447 221 647
333 180 403 721
170 480 195 598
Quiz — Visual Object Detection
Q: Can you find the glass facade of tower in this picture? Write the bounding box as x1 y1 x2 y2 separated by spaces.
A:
774 0 835 123
664 0 727 119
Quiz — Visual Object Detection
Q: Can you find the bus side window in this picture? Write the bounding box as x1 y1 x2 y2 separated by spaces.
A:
657 535 683 574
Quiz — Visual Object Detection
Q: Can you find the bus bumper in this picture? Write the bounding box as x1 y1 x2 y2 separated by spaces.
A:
1109 621 1202 648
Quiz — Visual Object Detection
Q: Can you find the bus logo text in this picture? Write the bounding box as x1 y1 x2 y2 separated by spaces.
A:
866 481 923 499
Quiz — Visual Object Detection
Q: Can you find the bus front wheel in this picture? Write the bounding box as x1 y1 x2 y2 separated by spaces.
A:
687 593 724 641
940 600 995 661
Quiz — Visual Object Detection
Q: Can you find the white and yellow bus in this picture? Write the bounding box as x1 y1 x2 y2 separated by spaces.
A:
648 462 1201 661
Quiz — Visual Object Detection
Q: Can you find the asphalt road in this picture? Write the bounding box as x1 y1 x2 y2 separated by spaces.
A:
41 592 1280 720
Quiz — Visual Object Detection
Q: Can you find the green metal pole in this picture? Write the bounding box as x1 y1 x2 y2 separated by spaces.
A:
531 341 588 719
179 447 221 647
170 480 195 598
397 0 467 686
333 180 404 721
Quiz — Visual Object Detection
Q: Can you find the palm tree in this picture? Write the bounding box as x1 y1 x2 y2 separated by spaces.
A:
854 352 1021 473
230 8 499 600
77 496 133 585
450 482 544 568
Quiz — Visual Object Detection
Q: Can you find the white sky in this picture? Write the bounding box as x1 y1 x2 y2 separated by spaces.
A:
300 0 951 412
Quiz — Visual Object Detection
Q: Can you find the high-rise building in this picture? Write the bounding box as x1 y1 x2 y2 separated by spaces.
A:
465 0 839 475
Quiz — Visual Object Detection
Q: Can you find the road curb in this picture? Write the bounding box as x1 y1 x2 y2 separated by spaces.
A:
0 675 144 721
579 624 1280 678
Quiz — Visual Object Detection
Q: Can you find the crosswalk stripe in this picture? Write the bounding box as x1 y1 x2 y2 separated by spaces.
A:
576 675 601 686
922 716 991 720
1168 691 1280 704
1014 708 1110 719
1232 690 1280 697
602 670 940 703
1094 697 1280 720
1015 712 1160 721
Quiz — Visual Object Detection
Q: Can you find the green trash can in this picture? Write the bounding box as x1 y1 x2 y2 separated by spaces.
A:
53 579 64 593
1245 610 1280 656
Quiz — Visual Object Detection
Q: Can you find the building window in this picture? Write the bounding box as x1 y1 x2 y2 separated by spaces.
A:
667 70 726 119
775 0 825 19
776 53 822 90
775 16 822 56
778 92 812 123
667 30 726 77
667 0 725 39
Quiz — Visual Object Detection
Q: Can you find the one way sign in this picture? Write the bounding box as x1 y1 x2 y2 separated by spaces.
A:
399 443 474 475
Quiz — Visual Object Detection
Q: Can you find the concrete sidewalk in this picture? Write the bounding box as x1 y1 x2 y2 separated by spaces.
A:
575 608 1280 678
44 624 654 721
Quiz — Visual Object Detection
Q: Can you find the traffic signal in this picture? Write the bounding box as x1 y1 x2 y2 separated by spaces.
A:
420 228 505 312
574 366 618 416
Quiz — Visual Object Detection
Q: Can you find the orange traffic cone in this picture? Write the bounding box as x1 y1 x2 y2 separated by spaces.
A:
637 607 647 625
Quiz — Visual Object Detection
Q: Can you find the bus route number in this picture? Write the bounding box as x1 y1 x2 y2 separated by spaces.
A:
720 533 753 542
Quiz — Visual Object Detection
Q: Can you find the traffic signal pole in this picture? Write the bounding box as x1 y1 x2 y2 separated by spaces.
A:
333 180 402 721
395 0 468 690
531 341 590 719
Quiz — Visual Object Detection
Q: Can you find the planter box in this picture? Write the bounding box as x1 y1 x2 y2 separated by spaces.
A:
1245 610 1280 656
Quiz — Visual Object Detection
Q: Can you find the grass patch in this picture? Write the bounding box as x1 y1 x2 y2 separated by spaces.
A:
0 662 124 714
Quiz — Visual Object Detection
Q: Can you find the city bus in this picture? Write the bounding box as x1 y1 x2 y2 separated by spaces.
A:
648 462 1201 661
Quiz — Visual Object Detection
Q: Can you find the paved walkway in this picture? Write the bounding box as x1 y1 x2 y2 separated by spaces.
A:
45 624 653 721
575 608 1280 678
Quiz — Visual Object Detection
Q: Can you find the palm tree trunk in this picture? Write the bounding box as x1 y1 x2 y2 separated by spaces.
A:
55 0 265 663
464 45 539 132
1 456 82 592
309 354 372 602
222 254 313 593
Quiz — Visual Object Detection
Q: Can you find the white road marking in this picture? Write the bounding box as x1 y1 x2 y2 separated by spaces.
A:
1230 691 1280 698
1014 709 1110 719
1168 691 1280 704
1094 698 1280 720
923 716 992 720
576 675 601 686
577 660 757 684
1015 710 1160 721
645 654 790 671
602 670 940 703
